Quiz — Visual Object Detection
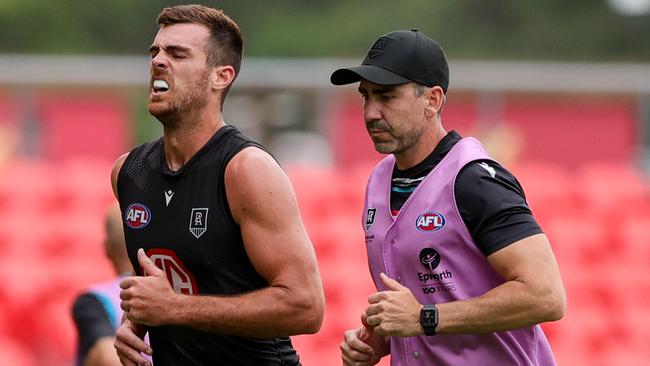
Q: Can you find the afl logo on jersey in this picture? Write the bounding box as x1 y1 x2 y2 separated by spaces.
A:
125 203 151 229
416 211 445 232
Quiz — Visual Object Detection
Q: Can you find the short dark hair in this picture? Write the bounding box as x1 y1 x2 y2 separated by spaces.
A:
413 83 427 97
157 5 243 101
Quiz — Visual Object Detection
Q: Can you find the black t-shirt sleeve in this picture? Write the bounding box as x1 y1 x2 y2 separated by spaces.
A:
454 160 543 256
72 293 116 363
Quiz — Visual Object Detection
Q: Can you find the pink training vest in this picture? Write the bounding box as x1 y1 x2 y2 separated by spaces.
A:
363 137 556 366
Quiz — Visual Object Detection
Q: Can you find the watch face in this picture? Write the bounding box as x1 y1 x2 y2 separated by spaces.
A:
420 305 438 335
421 309 437 327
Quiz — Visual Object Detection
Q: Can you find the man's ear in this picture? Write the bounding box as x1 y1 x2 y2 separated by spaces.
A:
211 65 236 91
425 86 445 117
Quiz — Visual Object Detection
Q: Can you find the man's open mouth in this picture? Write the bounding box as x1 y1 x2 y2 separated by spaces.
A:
152 79 170 93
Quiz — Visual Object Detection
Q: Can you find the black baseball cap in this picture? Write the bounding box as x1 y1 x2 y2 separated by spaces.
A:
330 29 449 92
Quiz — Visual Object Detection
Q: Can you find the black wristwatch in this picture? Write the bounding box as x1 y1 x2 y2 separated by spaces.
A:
420 304 438 336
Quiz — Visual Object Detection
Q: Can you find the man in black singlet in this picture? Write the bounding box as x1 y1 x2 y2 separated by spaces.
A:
111 5 324 366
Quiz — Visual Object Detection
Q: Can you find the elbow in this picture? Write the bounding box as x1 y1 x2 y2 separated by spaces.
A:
538 286 566 322
549 290 567 321
295 291 325 334
300 308 324 334
284 286 325 335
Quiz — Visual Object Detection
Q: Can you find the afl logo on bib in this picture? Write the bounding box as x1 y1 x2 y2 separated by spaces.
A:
416 211 445 232
125 203 151 229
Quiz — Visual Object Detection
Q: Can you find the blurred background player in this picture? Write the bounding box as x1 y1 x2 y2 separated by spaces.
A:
71 203 139 366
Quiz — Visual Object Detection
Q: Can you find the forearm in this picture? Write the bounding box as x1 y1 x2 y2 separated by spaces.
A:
167 284 322 338
436 279 564 334
367 236 566 337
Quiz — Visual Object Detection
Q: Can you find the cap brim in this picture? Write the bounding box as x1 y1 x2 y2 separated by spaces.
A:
330 65 411 86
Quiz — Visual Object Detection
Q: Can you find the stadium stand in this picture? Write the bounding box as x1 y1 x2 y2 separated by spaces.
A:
1 87 649 364
1 156 649 365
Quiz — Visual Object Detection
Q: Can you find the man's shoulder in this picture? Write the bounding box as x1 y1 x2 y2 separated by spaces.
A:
454 159 525 209
227 146 277 175
132 137 164 155
456 160 522 196
122 137 164 169
458 160 516 182
72 292 106 320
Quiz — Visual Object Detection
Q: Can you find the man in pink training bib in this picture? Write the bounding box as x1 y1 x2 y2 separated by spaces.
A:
331 29 566 365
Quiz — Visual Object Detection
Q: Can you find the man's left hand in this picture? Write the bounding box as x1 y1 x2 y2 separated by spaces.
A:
365 273 423 336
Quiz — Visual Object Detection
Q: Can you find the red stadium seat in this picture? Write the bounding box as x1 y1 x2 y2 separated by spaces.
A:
336 162 376 219
37 94 131 161
588 304 650 365
614 215 650 268
0 258 51 308
550 307 613 362
31 298 76 365
0 257 54 351
285 165 343 227
574 162 649 217
308 214 366 262
0 159 59 215
0 212 48 260
292 334 342 366
595 350 650 366
36 212 103 258
42 257 114 298
0 93 20 127
575 261 636 310
503 96 637 168
544 214 610 268
0 337 34 366
54 158 116 215
511 161 577 225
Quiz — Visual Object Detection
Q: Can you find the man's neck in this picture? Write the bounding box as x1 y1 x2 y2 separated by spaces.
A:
162 109 225 172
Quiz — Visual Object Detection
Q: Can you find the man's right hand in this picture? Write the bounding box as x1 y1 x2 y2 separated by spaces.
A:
114 319 152 366
340 315 388 366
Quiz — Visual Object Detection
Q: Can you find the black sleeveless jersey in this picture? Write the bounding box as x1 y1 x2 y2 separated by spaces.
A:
117 125 300 366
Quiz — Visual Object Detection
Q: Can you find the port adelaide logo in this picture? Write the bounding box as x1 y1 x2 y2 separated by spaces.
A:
189 208 209 239
415 211 446 232
365 208 377 231
125 203 151 229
